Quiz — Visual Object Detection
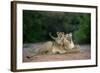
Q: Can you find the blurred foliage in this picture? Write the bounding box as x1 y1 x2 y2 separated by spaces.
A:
23 10 91 44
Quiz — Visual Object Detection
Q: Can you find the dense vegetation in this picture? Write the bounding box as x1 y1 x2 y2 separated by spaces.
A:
23 10 91 44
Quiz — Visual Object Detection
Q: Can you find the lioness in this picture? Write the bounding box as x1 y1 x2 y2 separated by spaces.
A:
26 32 80 59
37 32 79 54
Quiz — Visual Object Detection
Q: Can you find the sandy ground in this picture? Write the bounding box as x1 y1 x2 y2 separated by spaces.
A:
23 43 91 62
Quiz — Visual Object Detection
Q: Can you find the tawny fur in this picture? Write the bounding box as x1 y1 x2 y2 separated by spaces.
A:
36 32 67 55
62 33 75 50
37 41 53 55
30 32 80 56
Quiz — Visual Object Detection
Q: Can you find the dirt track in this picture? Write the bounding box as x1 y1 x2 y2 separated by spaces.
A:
23 43 91 62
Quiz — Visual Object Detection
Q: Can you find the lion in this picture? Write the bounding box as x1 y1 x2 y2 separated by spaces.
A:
26 32 80 59
36 32 67 55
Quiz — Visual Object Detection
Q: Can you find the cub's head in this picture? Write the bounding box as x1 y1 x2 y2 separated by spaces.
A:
55 32 65 45
56 32 64 38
